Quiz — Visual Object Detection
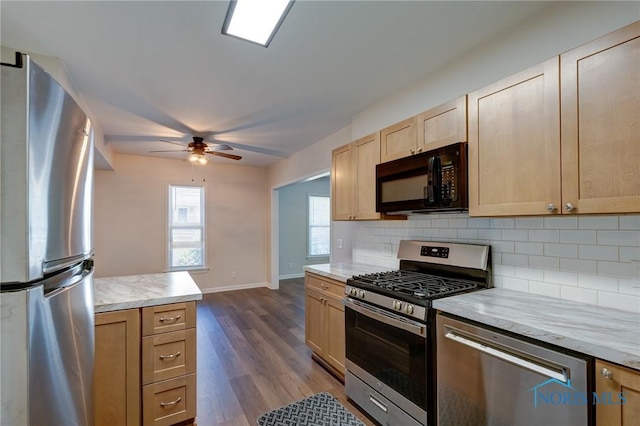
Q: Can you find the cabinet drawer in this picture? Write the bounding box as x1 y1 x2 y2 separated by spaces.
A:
142 329 196 385
306 274 345 299
142 302 196 336
142 374 196 426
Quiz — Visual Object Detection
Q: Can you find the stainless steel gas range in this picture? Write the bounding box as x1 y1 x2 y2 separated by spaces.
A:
343 240 491 426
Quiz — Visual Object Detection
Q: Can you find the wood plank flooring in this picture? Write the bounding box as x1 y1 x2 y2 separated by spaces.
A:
195 278 375 426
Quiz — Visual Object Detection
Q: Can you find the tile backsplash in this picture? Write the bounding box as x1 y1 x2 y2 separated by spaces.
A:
353 214 640 313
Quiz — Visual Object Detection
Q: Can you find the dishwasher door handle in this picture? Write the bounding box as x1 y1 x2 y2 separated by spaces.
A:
445 330 568 383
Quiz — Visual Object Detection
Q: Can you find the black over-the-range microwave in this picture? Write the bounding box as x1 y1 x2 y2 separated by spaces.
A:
376 142 468 214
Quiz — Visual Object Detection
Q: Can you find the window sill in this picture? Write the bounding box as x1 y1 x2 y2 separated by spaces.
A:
306 256 330 262
164 267 210 275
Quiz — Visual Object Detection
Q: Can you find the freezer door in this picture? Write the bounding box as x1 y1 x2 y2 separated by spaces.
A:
28 264 94 426
1 57 93 283
436 314 591 426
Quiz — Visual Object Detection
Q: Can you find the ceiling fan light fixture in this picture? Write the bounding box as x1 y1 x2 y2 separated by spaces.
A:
188 153 208 165
222 0 295 47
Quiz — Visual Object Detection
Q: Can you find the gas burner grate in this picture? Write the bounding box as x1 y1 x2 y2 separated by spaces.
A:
352 270 477 299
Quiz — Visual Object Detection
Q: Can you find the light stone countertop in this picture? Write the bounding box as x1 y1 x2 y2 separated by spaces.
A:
433 288 640 371
94 271 202 313
303 263 394 283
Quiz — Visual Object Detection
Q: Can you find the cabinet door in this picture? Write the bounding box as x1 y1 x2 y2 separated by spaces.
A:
324 297 346 375
380 116 418 162
353 132 382 220
95 309 141 426
595 360 640 426
561 21 640 214
331 144 353 220
305 287 325 355
416 96 467 151
468 57 561 216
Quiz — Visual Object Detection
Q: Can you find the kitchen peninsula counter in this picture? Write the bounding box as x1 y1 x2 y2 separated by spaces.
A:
434 288 640 371
94 271 202 313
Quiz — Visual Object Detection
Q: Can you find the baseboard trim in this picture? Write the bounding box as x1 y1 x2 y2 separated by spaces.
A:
278 273 305 280
199 282 269 294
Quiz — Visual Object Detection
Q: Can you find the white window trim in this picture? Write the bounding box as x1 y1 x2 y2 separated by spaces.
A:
167 184 206 271
307 193 330 259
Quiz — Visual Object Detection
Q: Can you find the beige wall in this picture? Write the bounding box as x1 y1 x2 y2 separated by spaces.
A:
94 154 269 293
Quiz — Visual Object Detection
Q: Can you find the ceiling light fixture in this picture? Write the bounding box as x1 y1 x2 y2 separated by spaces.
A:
222 0 295 47
188 152 208 165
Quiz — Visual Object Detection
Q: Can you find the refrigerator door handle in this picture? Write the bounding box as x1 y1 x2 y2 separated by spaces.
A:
445 329 569 383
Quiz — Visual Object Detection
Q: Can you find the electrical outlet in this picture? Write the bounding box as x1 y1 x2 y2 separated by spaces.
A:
337 238 343 249
231 271 237 278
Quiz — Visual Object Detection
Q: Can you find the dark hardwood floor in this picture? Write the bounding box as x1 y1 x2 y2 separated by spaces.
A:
195 278 375 426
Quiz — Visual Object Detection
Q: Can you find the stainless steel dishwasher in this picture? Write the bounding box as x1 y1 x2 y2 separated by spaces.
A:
436 314 593 426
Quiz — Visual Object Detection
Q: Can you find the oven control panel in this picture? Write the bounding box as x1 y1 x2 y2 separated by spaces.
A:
421 246 449 258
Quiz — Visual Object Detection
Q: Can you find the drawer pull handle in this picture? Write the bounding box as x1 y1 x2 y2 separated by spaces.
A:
159 351 181 361
159 314 181 323
160 396 182 408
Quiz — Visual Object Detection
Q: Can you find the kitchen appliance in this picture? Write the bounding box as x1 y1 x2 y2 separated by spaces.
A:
376 142 468 214
437 315 592 425
1 53 95 426
344 240 491 426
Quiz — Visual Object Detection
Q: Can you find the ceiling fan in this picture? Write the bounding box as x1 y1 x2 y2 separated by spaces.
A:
150 136 242 164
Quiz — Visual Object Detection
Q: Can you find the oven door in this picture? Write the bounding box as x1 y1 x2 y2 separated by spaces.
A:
344 297 428 424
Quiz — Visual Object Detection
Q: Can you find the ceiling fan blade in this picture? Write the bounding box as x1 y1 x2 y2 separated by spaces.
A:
208 151 242 161
149 149 189 153
207 143 233 151
159 139 188 147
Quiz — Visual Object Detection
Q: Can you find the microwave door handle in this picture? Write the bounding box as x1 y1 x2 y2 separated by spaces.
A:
425 156 441 203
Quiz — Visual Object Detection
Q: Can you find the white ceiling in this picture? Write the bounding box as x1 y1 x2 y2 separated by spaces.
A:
1 1 552 167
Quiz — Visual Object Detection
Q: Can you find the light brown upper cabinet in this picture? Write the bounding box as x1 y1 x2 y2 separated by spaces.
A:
468 57 561 216
380 116 418 162
331 132 386 221
416 96 467 152
561 21 640 214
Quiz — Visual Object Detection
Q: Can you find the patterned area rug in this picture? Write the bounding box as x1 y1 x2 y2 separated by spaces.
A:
257 392 365 426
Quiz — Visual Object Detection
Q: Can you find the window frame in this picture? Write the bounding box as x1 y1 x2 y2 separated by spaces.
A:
307 193 331 259
167 184 206 271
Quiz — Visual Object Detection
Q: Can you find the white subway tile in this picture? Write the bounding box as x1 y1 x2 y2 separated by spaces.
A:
560 258 598 274
597 230 640 246
597 291 640 313
528 281 561 298
544 243 578 258
502 229 529 241
528 256 560 270
543 270 578 286
396 228 410 237
544 217 578 229
492 275 504 288
597 261 640 279
492 252 502 264
479 229 502 240
620 215 640 230
468 218 491 228
578 274 619 292
432 218 449 228
515 218 544 229
415 219 432 228
491 241 515 253
423 228 440 238
578 216 618 229
502 277 529 292
529 230 560 243
502 253 529 267
449 218 468 228
619 247 640 262
578 245 618 261
515 267 544 281
559 230 596 244
619 279 640 296
490 218 515 229
515 242 544 255
493 264 515 277
439 228 458 239
560 286 598 305
458 229 479 240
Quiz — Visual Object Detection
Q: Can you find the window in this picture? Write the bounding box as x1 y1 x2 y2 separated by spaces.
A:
168 185 205 270
308 195 330 258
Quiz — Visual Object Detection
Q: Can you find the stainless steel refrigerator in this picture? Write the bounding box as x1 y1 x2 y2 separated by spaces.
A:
1 53 95 426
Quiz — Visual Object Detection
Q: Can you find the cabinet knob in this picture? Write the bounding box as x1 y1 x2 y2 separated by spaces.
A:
417 147 422 153
601 367 613 379
546 204 556 212
565 203 575 212
410 149 415 154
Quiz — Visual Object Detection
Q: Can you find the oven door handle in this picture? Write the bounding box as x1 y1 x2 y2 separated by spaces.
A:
344 298 426 337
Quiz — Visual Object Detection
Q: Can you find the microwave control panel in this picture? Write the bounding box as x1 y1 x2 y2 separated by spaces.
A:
441 164 457 202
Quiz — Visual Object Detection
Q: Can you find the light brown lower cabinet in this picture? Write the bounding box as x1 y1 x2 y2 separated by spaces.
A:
304 272 346 378
595 360 640 426
94 301 197 426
